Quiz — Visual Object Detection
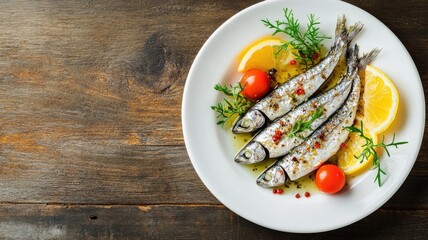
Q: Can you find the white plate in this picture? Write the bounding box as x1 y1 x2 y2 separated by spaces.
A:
182 0 424 233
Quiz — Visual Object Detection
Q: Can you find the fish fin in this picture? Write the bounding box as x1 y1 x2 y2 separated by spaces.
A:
346 45 381 72
346 22 364 44
333 16 363 51
335 15 347 38
359 48 382 69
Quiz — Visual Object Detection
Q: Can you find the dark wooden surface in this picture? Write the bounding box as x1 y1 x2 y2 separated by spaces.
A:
0 0 426 239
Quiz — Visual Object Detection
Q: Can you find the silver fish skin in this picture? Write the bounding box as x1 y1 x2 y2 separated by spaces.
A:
234 74 352 164
232 16 363 134
256 45 380 187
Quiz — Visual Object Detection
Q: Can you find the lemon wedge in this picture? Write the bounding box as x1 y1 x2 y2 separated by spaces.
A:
238 38 295 72
360 65 399 134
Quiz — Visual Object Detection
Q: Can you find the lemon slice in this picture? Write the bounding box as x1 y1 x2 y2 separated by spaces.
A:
237 38 295 72
361 65 399 134
337 116 378 176
337 66 399 176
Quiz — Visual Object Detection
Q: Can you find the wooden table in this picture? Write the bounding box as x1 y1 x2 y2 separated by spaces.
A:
0 0 426 239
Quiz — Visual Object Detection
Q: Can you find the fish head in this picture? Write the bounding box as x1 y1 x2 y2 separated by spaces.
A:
256 164 287 188
234 141 267 164
232 109 265 133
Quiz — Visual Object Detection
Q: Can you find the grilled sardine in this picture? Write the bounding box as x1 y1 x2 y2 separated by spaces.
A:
256 45 380 187
232 16 363 134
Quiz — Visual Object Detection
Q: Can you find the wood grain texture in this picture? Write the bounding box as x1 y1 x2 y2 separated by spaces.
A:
0 204 426 239
0 0 259 203
0 145 221 204
0 0 426 239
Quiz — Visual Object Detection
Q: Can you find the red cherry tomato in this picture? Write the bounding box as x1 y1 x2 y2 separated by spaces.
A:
240 69 270 101
315 164 346 194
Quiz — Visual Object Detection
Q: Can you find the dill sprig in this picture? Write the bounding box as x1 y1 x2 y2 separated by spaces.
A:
262 8 331 69
211 84 252 127
345 121 408 186
288 107 324 139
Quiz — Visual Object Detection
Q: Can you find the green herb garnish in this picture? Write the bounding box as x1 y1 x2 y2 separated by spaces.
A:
262 8 331 68
211 84 252 127
345 121 408 186
288 107 324 139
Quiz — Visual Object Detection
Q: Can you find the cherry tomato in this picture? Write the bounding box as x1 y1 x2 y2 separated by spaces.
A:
240 69 270 101
315 164 346 194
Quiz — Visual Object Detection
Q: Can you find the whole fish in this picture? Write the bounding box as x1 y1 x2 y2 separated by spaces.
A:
257 45 380 187
232 16 363 134
235 75 352 164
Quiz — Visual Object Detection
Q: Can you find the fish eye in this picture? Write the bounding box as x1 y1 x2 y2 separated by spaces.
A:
243 150 252 158
264 172 273 181
240 118 251 128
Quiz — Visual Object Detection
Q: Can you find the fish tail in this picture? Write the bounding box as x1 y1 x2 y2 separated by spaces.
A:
346 44 381 72
335 15 347 37
333 16 363 51
359 47 382 69
346 22 364 43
